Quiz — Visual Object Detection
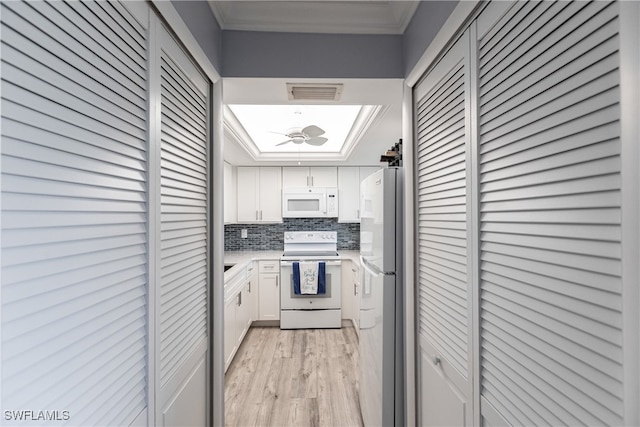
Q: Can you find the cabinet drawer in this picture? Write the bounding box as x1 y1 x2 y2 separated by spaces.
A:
259 260 280 273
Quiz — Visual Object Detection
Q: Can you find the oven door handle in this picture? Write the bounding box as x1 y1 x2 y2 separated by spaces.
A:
280 260 342 267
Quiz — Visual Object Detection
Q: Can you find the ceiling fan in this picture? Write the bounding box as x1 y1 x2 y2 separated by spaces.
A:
273 125 328 146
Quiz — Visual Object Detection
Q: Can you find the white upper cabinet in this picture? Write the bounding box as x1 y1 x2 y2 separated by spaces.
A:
236 167 282 222
282 166 337 188
338 167 380 222
224 162 236 224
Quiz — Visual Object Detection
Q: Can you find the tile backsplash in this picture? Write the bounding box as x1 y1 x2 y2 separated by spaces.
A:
224 218 360 251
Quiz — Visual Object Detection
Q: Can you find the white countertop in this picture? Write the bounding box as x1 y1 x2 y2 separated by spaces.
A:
223 250 360 282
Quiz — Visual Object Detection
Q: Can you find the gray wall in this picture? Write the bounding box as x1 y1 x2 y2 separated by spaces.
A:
172 0 459 80
225 218 360 251
222 30 403 78
171 0 223 72
402 1 459 76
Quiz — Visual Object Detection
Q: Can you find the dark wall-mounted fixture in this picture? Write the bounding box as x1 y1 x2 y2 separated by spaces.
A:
380 139 402 166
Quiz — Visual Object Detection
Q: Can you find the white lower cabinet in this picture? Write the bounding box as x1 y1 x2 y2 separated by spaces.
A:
351 261 361 335
341 260 354 320
224 296 238 371
341 259 361 335
258 260 280 321
224 263 255 372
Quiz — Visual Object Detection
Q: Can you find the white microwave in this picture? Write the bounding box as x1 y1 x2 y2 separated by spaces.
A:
282 187 338 218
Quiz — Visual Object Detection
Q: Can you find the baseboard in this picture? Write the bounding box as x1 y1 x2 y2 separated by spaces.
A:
251 320 280 327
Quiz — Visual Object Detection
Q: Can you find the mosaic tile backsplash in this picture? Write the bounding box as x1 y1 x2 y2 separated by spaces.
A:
224 218 360 251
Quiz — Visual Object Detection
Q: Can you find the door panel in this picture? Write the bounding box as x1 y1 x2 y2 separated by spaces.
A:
157 22 209 425
476 1 624 425
420 345 466 427
0 2 149 423
414 30 473 426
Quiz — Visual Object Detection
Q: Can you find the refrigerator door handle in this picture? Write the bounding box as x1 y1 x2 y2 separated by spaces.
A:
360 255 384 278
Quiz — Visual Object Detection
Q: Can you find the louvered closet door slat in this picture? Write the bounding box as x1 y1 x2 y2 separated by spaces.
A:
159 32 209 388
1 1 148 425
416 35 470 380
478 1 623 425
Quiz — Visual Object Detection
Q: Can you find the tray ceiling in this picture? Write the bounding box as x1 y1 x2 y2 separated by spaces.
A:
208 1 420 34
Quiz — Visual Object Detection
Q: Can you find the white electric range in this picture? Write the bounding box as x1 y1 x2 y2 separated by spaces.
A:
280 231 342 329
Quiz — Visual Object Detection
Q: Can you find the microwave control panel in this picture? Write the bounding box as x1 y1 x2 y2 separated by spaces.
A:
326 190 338 216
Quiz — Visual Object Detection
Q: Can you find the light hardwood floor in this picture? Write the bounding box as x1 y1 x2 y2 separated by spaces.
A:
225 326 363 427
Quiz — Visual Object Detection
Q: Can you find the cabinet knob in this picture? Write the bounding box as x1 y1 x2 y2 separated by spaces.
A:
433 356 441 366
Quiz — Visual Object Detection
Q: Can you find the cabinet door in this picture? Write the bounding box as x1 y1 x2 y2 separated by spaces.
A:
236 285 251 346
224 162 236 224
309 166 337 187
258 167 282 221
236 167 259 222
224 296 237 371
352 263 361 334
259 273 280 320
247 262 259 320
338 168 360 222
282 167 309 187
341 260 354 320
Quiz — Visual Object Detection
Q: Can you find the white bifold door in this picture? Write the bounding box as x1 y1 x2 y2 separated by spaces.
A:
155 23 210 427
415 0 635 425
415 30 474 427
1 2 150 424
1 2 211 425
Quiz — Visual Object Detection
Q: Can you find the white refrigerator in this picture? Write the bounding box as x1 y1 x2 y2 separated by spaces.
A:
359 167 404 426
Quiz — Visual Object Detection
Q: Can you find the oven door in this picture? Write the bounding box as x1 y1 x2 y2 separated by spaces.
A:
280 260 341 309
282 188 327 218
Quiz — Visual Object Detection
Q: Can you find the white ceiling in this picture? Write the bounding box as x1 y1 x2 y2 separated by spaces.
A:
208 1 420 34
214 1 414 167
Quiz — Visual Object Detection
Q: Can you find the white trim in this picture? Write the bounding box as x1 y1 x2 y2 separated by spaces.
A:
620 1 640 424
148 12 162 427
151 0 221 83
466 21 482 427
207 1 226 30
206 1 417 35
401 84 416 427
0 20 3 421
211 81 226 427
405 1 480 87
223 104 386 163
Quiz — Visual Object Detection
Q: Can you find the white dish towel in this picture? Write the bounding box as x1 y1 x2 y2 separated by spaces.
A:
299 261 319 295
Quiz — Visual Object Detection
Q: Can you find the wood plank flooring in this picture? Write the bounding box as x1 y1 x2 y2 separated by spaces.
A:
225 327 363 427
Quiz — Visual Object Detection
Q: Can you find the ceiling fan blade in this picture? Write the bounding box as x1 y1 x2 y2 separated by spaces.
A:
276 139 292 146
302 125 325 138
269 130 291 137
306 136 328 146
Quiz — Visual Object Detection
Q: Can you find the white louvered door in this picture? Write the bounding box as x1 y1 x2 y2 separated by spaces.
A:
156 24 209 426
414 0 637 425
414 32 474 426
1 1 149 424
476 1 624 425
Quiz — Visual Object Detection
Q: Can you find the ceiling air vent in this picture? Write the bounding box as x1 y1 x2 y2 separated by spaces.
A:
286 83 343 101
